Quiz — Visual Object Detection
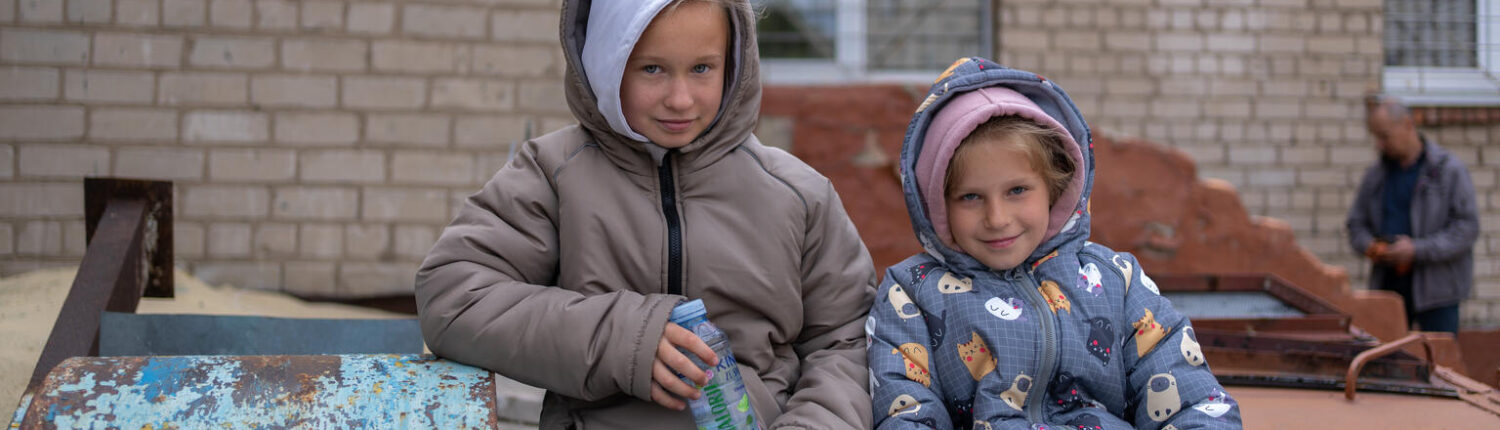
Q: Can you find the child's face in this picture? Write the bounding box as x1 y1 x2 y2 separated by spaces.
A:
945 139 1051 271
620 1 729 149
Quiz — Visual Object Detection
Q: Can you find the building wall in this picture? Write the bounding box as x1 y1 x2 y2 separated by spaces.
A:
3 0 1497 326
994 0 1499 326
0 0 571 297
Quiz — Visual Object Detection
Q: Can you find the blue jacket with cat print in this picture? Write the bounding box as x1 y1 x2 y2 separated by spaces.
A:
867 57 1241 430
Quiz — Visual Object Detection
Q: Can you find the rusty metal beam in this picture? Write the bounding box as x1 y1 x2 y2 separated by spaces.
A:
1192 315 1350 333
14 355 500 428
27 178 174 393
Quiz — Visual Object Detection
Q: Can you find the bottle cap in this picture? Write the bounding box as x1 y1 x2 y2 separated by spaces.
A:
670 299 707 325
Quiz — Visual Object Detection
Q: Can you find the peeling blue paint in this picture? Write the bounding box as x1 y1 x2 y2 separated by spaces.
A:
9 394 32 429
19 355 498 428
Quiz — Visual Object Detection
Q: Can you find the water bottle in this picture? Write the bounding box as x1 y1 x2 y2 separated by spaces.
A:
670 299 760 430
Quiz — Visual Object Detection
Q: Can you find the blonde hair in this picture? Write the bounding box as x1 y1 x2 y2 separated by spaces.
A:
946 115 1075 205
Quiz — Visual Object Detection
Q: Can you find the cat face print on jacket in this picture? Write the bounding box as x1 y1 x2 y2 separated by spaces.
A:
893 343 931 387
1181 326 1204 366
888 283 921 319
1066 413 1102 430
888 394 921 417
984 296 1025 321
1192 390 1233 418
1085 317 1114 364
907 263 939 284
1038 280 1072 314
957 332 996 381
1146 373 1181 422
1049 371 1086 409
949 397 974 426
938 272 974 294
1000 374 1032 411
1077 263 1104 296
1132 308 1172 358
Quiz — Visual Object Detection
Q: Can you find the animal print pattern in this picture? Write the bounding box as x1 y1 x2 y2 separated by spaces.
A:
956 332 996 381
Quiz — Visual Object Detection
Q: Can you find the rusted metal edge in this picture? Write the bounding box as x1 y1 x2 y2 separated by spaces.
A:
20 355 499 429
1433 366 1500 417
1218 374 1459 398
1154 273 1347 323
1192 315 1349 333
1262 274 1343 316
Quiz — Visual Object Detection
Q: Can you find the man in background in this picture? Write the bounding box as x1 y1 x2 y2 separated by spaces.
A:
1346 95 1479 334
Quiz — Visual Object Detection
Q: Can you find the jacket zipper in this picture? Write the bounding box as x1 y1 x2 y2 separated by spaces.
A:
1015 270 1059 423
658 152 683 296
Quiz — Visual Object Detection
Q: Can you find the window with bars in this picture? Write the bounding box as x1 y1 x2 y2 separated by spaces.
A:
752 0 993 83
1383 0 1500 105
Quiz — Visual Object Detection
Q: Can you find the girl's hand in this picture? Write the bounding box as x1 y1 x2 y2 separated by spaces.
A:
649 323 718 410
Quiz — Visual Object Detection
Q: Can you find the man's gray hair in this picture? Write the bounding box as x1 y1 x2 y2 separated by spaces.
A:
1367 94 1412 123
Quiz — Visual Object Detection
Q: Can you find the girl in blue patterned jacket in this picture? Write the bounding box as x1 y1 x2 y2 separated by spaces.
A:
867 57 1242 429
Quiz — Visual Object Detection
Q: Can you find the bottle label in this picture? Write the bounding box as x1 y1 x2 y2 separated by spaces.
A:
678 322 758 430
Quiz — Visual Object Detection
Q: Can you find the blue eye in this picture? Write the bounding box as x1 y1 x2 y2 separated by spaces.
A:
692 64 710 73
642 65 661 74
1008 186 1029 196
958 193 980 201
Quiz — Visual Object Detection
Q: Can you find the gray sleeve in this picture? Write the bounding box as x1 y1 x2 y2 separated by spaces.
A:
772 180 879 429
1413 159 1480 263
415 139 675 403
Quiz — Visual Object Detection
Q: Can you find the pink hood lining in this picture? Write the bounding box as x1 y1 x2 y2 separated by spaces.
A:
915 86 1085 252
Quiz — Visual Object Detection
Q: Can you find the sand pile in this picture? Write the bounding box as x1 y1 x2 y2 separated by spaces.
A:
0 267 409 408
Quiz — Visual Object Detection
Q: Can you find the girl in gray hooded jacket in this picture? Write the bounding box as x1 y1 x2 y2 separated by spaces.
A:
416 1 876 429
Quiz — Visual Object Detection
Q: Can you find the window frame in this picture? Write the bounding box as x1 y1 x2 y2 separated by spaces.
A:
1384 0 1500 106
758 0 994 85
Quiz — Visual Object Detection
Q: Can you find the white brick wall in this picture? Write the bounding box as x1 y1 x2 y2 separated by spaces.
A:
94 33 182 68
35 0 1500 328
116 147 206 180
251 74 337 108
90 108 179 141
1 66 60 100
1 28 89 65
64 70 155 103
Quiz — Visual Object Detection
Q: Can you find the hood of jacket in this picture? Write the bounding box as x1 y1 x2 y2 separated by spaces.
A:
560 0 762 173
899 57 1094 275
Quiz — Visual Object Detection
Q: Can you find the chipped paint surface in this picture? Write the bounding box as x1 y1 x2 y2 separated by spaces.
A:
8 394 32 429
19 355 497 428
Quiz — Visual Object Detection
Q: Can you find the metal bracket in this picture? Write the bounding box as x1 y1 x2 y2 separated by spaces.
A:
1346 333 1436 400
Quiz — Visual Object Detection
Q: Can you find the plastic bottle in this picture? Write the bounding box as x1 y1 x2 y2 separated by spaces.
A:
669 299 759 430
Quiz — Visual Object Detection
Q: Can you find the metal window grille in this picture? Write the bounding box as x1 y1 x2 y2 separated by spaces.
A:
756 0 838 60
754 0 992 72
1385 0 1478 68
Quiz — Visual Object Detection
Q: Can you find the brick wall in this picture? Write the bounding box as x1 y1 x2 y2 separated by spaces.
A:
5 0 1499 326
0 0 571 298
995 0 1499 327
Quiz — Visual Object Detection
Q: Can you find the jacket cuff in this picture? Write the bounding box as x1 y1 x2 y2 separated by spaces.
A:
626 295 680 400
